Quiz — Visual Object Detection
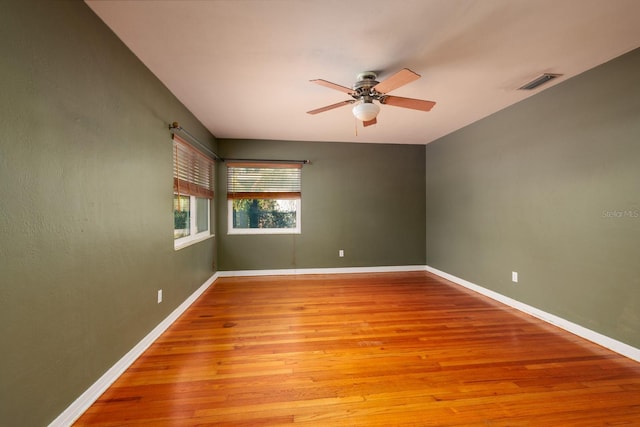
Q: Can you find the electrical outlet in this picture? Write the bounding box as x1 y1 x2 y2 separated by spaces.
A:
512 272 518 283
339 249 344 257
157 289 163 303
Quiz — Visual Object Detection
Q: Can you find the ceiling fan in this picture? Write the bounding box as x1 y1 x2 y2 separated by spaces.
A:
306 68 436 127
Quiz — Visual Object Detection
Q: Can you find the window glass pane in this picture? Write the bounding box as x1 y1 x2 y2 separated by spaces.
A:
232 199 297 229
196 197 209 233
174 195 191 239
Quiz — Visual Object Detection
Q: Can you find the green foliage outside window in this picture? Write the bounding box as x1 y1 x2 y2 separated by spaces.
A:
174 195 190 238
232 199 296 229
174 209 189 229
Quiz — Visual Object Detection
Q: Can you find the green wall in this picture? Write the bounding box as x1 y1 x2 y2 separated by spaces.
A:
426 48 640 348
216 139 426 271
0 2 217 426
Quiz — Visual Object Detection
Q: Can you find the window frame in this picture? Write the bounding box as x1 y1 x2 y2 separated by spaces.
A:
226 162 302 235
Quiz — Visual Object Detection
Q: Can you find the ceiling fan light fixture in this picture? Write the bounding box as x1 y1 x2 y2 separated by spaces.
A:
352 102 380 121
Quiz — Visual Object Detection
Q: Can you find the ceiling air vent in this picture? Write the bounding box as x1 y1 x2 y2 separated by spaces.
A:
518 73 562 90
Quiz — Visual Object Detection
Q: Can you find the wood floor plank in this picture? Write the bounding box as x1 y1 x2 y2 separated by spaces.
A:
74 272 640 426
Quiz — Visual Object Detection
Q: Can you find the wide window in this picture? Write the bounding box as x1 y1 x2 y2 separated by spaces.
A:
227 162 302 234
173 135 215 249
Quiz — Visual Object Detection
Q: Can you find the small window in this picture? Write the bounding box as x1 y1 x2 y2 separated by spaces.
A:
173 135 215 249
227 162 302 234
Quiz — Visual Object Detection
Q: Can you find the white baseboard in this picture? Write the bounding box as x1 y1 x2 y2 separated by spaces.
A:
216 265 426 277
425 266 640 363
49 272 220 427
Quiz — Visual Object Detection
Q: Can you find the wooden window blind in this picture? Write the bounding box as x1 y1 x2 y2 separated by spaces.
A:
173 134 215 199
226 162 302 200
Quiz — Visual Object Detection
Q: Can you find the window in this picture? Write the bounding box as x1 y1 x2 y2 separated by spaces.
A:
227 162 302 234
173 135 215 249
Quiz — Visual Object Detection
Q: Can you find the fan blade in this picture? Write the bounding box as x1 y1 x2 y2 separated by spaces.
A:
306 100 354 115
363 118 377 127
310 79 355 94
373 68 420 94
381 95 436 112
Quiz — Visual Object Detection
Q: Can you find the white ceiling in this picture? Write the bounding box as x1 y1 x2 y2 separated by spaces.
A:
86 0 640 145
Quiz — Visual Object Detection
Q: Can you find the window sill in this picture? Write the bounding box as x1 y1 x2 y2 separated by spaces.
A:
174 233 214 251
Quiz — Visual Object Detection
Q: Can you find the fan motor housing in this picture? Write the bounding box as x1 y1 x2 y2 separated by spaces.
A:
353 71 379 98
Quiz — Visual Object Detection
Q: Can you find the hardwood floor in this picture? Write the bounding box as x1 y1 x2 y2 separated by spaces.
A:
74 272 640 426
